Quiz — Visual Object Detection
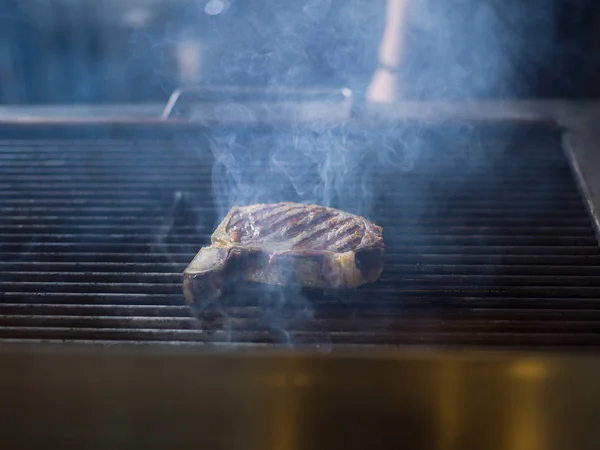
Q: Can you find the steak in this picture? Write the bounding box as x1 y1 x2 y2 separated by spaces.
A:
183 202 385 311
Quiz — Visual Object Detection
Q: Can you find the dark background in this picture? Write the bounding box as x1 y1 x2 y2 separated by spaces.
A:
0 0 598 104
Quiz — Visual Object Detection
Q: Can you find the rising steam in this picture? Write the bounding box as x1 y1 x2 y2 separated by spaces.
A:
207 122 379 222
186 0 556 343
199 0 555 221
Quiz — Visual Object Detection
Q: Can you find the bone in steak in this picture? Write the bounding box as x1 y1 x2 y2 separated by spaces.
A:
183 202 385 309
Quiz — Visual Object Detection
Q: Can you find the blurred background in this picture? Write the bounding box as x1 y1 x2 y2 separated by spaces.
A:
0 0 598 105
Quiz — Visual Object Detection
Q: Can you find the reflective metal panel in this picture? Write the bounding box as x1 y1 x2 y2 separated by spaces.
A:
0 345 599 450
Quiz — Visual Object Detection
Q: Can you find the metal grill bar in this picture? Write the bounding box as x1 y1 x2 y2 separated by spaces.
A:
1 124 599 349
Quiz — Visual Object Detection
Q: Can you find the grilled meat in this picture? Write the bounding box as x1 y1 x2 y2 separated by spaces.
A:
183 202 385 310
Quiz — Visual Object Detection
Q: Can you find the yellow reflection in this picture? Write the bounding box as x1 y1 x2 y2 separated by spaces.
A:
510 360 547 380
508 359 547 450
266 371 311 450
438 362 461 450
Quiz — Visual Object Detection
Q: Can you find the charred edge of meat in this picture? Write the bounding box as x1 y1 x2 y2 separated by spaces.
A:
183 246 235 314
354 247 385 282
183 272 227 320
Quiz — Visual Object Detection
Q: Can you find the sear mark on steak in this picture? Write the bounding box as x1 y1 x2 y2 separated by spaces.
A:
183 202 385 315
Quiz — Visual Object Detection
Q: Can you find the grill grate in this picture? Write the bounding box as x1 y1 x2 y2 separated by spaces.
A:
1 123 600 349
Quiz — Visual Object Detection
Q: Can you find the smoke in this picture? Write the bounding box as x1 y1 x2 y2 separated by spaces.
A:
196 117 431 344
208 122 380 221
187 0 559 343
197 0 556 98
200 0 384 91
406 0 555 99
192 0 557 218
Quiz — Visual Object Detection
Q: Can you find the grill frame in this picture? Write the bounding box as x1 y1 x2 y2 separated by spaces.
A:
1 101 600 450
1 101 600 351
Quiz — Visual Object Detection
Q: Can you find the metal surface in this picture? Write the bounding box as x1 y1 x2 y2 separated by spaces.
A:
0 101 599 448
1 344 600 450
0 99 569 123
556 105 600 242
161 85 354 121
1 122 600 348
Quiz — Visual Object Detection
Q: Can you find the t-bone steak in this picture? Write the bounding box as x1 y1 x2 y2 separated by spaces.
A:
183 202 385 309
